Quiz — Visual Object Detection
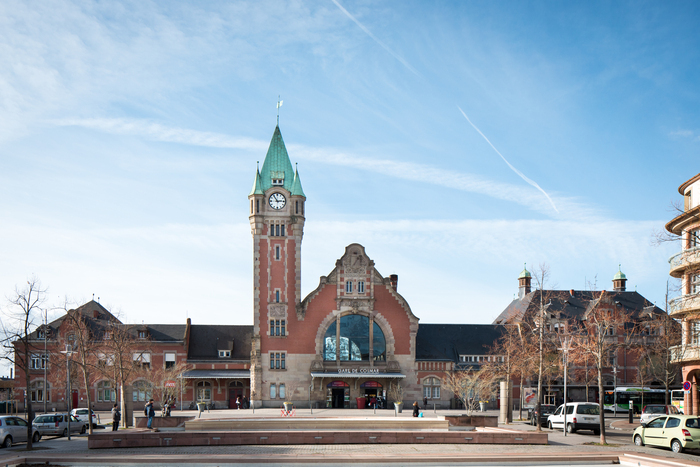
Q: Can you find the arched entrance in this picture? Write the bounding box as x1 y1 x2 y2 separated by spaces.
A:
326 381 349 408
228 381 248 409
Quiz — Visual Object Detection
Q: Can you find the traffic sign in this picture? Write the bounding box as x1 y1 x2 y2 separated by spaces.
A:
683 381 692 392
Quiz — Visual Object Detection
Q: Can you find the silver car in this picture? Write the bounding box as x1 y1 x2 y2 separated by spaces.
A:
33 413 86 437
0 415 41 447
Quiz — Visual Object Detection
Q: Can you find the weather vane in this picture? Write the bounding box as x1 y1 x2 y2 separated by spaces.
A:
277 96 283 125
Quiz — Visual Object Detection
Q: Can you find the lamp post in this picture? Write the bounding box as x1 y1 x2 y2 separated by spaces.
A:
612 367 618 418
43 310 47 414
558 336 570 437
60 345 75 440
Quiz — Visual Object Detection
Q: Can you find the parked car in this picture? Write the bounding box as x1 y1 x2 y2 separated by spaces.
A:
33 413 86 437
547 402 601 434
70 408 98 428
0 415 41 448
640 404 681 425
633 414 700 453
528 404 556 426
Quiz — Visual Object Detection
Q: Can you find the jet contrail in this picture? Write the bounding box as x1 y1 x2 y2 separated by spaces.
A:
458 106 558 214
331 0 421 77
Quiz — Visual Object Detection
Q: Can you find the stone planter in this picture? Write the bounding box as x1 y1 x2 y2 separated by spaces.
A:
444 415 498 427
479 401 487 412
394 402 403 413
283 401 293 413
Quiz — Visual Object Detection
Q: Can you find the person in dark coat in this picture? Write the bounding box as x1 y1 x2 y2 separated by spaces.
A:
423 396 428 409
111 403 120 431
145 399 156 429
412 401 420 417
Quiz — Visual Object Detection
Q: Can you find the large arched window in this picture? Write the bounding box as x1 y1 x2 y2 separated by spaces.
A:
132 380 152 402
323 315 386 361
197 381 212 401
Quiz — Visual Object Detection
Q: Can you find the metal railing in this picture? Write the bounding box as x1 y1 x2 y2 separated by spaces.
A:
669 246 700 271
669 292 700 315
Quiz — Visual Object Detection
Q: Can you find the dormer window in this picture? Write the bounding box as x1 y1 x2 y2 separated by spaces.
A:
271 171 285 186
272 179 284 186
37 329 46 339
218 350 231 358
138 330 147 339
103 331 111 340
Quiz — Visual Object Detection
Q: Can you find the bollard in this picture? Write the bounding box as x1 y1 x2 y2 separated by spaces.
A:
628 407 633 424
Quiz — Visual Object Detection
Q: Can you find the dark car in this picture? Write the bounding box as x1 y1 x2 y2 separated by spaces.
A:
529 404 556 426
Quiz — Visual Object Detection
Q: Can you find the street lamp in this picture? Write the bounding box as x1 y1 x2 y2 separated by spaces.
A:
60 344 75 440
558 336 570 437
612 367 618 418
43 310 47 414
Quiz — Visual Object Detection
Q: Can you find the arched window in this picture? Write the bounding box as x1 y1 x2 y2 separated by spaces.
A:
30 380 50 403
97 381 115 402
323 315 386 361
197 381 212 401
132 380 152 402
423 377 441 399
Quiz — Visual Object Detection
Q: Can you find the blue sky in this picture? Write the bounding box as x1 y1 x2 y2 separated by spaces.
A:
1 1 698 359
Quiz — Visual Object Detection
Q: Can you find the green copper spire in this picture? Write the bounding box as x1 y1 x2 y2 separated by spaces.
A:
249 162 264 196
518 263 531 279
291 163 305 197
613 264 626 280
259 125 295 192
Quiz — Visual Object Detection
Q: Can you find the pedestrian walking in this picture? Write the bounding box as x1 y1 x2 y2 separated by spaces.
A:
423 396 428 409
236 395 241 410
413 401 420 417
145 398 156 429
111 403 120 431
242 395 248 409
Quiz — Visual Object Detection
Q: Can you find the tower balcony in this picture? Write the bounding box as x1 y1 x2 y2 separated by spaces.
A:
669 292 700 317
669 246 700 278
670 344 700 364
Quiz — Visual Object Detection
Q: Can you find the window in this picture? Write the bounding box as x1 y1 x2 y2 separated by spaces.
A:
358 281 365 293
270 352 286 370
30 354 47 370
323 315 386 361
270 384 277 399
30 380 49 403
279 383 286 399
138 330 147 339
666 417 681 428
346 281 352 293
37 329 46 339
275 290 280 303
692 321 700 344
97 381 115 402
275 245 280 260
281 225 285 236
295 201 299 214
133 352 151 369
270 319 286 337
256 199 260 213
132 380 152 402
250 200 254 214
196 381 211 401
103 331 111 340
423 377 441 399
272 178 283 186
218 350 230 358
692 274 700 295
690 229 699 248
165 352 176 367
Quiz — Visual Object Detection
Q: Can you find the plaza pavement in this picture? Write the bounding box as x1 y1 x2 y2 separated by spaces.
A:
1 407 699 466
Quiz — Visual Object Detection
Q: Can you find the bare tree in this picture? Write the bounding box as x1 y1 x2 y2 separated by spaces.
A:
642 311 683 405
569 291 641 444
0 277 47 450
488 323 523 423
97 323 141 428
60 307 102 435
149 360 191 412
442 368 496 417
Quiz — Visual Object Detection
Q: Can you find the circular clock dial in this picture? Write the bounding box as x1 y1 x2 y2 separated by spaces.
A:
269 193 286 210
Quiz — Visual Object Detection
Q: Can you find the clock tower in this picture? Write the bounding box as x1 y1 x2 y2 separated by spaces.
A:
248 124 305 400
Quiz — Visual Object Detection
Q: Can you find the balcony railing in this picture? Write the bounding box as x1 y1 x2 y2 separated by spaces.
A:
669 246 700 277
670 344 700 363
669 293 700 316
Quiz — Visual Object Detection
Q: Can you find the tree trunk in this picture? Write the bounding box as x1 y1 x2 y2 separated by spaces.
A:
120 381 127 428
82 369 93 435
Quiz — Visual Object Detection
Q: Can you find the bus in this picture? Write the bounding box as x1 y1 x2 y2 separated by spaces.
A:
671 389 685 414
603 387 671 413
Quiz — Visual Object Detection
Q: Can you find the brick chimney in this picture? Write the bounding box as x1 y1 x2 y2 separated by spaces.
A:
390 274 398 291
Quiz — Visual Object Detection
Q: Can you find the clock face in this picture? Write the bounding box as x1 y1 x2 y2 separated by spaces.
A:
269 193 286 210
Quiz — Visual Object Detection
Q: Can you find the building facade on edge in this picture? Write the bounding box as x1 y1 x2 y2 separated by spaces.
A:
667 173 700 414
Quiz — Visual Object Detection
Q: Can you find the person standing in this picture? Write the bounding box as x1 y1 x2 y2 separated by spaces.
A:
111 403 120 431
236 395 241 410
412 401 420 417
145 398 155 429
423 396 428 409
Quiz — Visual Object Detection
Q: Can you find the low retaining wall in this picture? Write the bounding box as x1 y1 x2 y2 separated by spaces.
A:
133 415 194 429
444 415 498 427
88 428 547 449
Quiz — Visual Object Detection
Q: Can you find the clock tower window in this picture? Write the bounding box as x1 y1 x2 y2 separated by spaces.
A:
275 290 280 303
275 245 280 261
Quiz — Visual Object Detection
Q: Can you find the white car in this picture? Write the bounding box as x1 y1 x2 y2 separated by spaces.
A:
70 408 97 428
547 402 601 434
